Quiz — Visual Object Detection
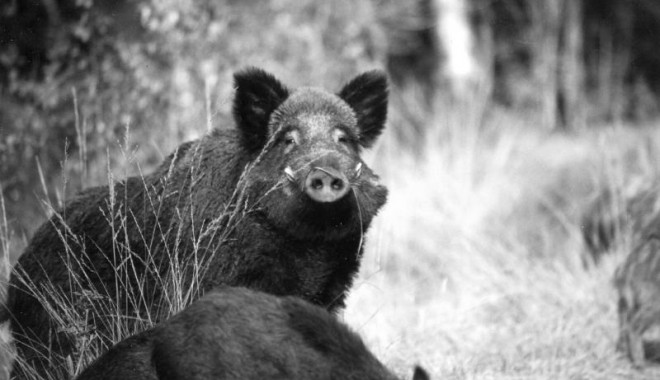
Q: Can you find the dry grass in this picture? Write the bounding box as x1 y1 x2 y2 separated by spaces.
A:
344 110 660 379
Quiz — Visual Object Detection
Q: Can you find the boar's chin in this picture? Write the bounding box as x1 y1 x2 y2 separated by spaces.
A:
257 188 364 242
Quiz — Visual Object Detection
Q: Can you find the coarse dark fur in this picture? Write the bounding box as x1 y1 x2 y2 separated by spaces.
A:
75 287 430 380
4 68 389 379
614 234 660 366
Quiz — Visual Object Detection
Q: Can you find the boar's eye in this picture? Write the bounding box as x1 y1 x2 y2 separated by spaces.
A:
282 129 300 147
333 128 352 145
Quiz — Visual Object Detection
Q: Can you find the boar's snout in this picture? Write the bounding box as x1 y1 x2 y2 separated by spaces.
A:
305 167 349 203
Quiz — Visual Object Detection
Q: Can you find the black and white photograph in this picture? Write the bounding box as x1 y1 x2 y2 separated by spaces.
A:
2 0 660 379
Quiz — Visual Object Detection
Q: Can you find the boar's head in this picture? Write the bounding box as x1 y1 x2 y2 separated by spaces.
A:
233 68 388 241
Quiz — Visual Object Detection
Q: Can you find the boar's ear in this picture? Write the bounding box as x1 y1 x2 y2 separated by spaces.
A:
338 70 388 148
233 68 290 152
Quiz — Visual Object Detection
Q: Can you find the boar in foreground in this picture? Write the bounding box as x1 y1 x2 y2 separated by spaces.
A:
75 287 430 380
5 68 389 379
614 235 660 366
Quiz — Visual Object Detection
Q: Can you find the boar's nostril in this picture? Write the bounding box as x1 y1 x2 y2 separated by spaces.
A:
305 168 350 203
311 178 324 190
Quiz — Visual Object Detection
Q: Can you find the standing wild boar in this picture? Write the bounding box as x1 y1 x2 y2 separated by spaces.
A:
74 287 430 380
5 68 389 379
614 235 660 366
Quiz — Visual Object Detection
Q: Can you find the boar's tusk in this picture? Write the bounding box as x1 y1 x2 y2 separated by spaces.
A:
284 166 296 182
355 162 362 177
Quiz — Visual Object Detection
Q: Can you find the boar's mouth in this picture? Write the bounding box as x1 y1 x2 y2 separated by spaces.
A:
259 162 386 241
284 163 358 216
